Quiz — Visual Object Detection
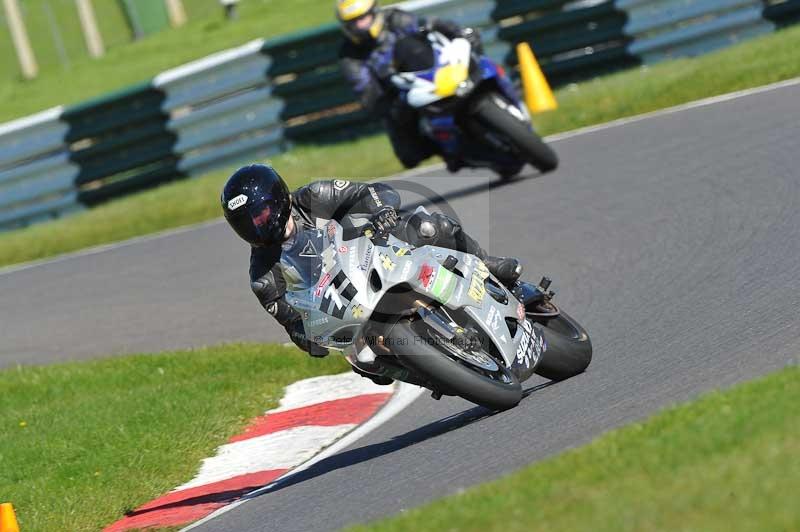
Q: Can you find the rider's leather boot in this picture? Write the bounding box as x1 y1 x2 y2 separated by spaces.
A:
483 256 523 287
445 156 463 173
351 365 394 386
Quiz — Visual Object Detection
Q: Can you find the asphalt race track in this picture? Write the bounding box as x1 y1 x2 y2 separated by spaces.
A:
2 81 800 530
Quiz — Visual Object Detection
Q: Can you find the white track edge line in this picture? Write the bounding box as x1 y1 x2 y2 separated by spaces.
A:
182 382 425 531
4 75 799 278
0 218 227 277
545 76 800 142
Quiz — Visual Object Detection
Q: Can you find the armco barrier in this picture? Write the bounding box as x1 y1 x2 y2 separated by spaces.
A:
264 23 357 143
0 107 81 230
619 0 774 64
494 0 639 85
153 39 285 178
2 0 800 231
62 82 180 206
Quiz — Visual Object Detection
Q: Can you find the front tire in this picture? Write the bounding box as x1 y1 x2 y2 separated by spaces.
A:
531 310 592 381
386 320 523 410
472 93 558 173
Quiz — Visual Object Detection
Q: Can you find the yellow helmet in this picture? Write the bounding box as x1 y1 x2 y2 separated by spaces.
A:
335 0 385 44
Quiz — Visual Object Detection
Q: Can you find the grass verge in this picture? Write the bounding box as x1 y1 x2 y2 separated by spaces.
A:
0 0 343 121
0 0 130 79
352 365 800 532
2 25 800 268
0 344 348 532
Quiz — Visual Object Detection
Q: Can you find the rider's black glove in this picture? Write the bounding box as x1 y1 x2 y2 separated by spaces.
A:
287 317 329 358
371 206 399 235
367 33 397 81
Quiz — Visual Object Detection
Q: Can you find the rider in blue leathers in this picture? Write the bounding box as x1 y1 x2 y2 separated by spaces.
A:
336 0 481 171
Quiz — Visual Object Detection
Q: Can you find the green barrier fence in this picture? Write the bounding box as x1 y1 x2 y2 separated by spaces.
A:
62 82 180 206
263 24 376 143
494 0 638 85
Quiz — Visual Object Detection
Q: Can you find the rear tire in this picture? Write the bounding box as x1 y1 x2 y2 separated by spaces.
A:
472 93 558 173
386 320 523 410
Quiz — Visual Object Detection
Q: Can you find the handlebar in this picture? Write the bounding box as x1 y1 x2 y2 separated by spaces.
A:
340 222 390 242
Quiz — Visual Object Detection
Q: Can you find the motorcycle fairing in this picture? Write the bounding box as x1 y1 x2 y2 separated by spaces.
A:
422 115 460 156
282 218 544 381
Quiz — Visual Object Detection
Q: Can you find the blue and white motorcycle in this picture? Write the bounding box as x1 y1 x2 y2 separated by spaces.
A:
391 31 558 179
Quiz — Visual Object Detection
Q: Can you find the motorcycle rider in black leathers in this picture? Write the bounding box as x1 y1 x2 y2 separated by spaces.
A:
221 165 523 383
337 0 482 171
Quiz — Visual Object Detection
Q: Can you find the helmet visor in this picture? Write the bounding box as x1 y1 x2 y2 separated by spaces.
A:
342 10 383 42
352 13 374 30
228 193 290 246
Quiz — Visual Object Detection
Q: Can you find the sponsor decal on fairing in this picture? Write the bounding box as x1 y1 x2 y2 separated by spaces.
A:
379 253 396 271
418 263 435 290
430 267 457 303
300 240 317 257
515 319 546 368
359 243 374 271
307 316 330 327
486 306 501 331
315 272 332 297
468 261 490 303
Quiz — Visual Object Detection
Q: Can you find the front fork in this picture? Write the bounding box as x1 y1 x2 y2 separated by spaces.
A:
346 300 475 394
347 312 437 389
515 277 560 321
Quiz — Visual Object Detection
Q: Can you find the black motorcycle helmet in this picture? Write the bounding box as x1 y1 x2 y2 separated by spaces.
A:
221 164 292 247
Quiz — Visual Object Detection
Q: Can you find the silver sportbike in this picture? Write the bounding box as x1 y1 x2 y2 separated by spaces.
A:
282 210 591 410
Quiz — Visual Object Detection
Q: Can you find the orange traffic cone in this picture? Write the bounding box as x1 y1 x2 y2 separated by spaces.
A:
0 503 19 532
516 42 557 113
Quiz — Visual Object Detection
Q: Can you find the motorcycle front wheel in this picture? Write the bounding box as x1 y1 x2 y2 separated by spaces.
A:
472 93 559 173
386 319 523 410
529 308 592 381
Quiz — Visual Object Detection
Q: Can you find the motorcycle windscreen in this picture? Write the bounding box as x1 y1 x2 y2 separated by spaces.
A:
394 35 434 72
279 228 326 291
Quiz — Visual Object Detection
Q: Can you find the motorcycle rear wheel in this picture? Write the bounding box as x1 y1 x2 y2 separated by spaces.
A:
472 93 559 173
387 320 523 410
